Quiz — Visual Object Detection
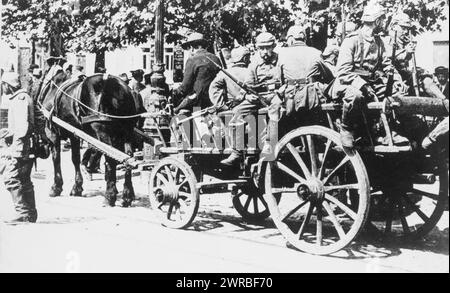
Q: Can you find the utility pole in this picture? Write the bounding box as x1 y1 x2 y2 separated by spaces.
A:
151 0 167 94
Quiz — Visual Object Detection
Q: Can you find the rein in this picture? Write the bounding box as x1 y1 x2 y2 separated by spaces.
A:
49 80 143 120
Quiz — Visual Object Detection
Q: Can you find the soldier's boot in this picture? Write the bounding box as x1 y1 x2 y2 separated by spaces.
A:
422 117 449 150
221 150 243 167
340 102 355 149
261 120 278 161
221 125 243 167
6 188 37 224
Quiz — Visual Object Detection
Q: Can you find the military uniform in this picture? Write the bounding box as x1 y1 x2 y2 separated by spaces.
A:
172 48 221 110
0 84 42 222
332 28 402 143
209 47 251 110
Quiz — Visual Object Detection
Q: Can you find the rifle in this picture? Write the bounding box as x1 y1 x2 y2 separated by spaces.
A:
409 31 420 96
205 56 269 106
214 40 227 69
384 31 397 99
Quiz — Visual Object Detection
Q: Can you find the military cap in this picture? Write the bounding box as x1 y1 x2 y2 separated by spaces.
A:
130 69 144 77
361 2 386 22
286 25 306 41
255 32 276 47
1 72 21 88
322 45 340 58
181 32 208 49
392 12 412 28
0 128 13 139
231 46 250 63
435 66 449 75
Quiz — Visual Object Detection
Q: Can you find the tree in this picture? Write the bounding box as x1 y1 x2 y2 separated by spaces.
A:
1 0 448 55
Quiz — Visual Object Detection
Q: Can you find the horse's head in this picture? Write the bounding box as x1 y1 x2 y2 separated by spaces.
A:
80 74 137 119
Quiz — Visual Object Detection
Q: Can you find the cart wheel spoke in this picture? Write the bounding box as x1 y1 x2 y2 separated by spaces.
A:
156 173 169 186
253 197 259 214
410 188 439 201
316 207 323 247
324 194 357 220
297 203 314 240
167 202 175 220
258 195 269 211
322 156 350 185
275 161 307 184
281 200 309 222
394 197 410 234
318 139 332 180
384 198 395 234
243 195 252 211
324 184 359 192
322 201 346 240
306 135 318 177
402 194 430 222
286 143 311 179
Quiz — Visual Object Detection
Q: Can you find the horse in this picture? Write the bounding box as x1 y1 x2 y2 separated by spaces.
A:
38 69 139 207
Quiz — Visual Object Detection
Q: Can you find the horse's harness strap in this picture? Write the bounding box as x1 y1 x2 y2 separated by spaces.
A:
81 114 114 124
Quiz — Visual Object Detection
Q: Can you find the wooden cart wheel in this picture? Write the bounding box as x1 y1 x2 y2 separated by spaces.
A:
232 182 280 222
149 157 199 229
265 126 370 255
368 152 448 239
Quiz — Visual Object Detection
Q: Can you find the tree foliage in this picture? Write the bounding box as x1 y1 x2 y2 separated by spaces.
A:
1 0 448 54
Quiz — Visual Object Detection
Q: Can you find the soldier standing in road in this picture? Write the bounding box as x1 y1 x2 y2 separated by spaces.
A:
172 32 221 112
0 72 46 223
331 2 404 149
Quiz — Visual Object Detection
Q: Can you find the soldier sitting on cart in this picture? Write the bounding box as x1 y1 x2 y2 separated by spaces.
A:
220 32 284 166
330 2 408 149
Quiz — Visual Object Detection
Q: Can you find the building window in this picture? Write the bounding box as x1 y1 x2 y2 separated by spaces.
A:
143 55 147 70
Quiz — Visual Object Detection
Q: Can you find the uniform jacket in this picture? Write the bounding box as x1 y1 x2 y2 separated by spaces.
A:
7 89 35 158
334 29 400 94
277 41 322 83
209 63 249 109
246 52 282 86
308 59 336 85
173 49 221 109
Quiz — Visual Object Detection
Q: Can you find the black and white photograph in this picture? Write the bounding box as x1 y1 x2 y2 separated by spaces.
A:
0 0 448 275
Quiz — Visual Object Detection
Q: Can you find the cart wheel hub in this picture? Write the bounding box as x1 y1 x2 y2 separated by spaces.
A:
155 187 179 204
298 179 325 203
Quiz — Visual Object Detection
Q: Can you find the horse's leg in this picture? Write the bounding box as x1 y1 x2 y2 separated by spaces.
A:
69 135 84 197
104 155 118 207
49 138 63 197
121 141 135 208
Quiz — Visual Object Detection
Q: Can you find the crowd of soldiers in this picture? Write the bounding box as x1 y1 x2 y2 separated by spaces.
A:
0 1 449 224
166 2 449 166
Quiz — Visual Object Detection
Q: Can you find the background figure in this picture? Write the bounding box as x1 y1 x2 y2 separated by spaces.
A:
0 72 46 223
81 146 103 181
435 66 449 99
130 69 145 93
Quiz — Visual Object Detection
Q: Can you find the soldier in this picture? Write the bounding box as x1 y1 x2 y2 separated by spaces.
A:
435 66 449 99
130 69 146 93
308 45 339 85
0 72 46 223
172 32 221 112
220 32 283 165
332 2 404 149
209 46 251 110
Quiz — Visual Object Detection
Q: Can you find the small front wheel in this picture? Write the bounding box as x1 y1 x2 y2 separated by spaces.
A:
149 157 199 229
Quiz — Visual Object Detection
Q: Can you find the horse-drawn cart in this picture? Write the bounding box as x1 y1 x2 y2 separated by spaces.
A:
42 75 448 255
138 94 448 255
